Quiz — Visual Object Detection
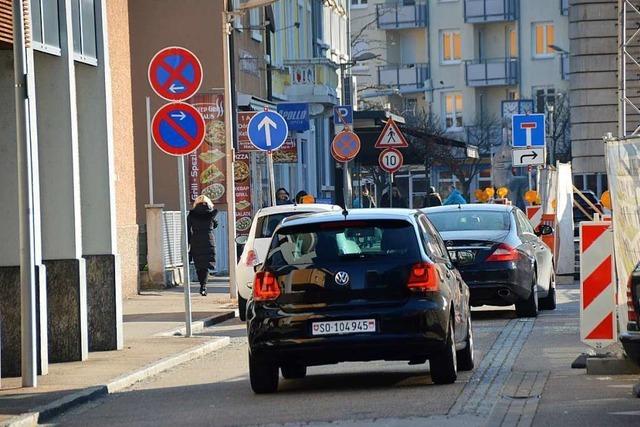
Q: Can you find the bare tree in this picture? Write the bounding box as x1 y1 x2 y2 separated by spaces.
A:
546 94 571 164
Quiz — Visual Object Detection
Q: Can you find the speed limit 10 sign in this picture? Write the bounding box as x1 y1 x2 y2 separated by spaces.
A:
379 148 403 174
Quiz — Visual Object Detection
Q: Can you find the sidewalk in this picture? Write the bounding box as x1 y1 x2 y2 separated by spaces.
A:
0 279 236 426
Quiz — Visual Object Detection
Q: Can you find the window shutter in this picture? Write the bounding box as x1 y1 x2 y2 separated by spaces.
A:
0 0 12 45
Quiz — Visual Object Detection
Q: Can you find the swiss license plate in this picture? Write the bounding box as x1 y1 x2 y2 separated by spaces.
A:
311 319 376 336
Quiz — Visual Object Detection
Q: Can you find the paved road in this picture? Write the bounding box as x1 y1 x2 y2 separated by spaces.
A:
48 285 639 427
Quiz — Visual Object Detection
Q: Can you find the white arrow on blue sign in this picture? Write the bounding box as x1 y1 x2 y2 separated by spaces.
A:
247 110 289 151
512 113 545 148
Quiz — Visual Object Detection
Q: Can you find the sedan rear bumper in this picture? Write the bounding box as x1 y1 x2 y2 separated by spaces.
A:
248 297 450 365
620 332 640 366
458 261 533 306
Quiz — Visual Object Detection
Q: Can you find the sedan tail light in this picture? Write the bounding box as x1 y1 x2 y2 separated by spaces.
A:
407 262 439 292
253 271 280 301
486 244 520 262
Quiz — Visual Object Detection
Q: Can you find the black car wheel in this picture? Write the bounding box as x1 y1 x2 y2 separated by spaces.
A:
249 352 279 394
457 316 474 371
238 295 247 322
281 364 307 379
430 316 458 384
539 272 557 311
515 275 538 318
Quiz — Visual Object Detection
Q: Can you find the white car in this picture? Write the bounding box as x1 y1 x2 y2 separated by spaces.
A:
236 203 342 320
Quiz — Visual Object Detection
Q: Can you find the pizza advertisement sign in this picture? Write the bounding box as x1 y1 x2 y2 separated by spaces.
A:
237 111 258 152
234 152 253 235
272 137 298 163
188 93 228 205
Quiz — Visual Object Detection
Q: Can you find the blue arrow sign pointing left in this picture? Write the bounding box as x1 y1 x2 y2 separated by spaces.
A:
247 111 289 151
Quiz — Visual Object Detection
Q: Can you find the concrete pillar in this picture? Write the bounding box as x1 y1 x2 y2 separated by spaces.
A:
145 204 167 286
76 0 123 352
35 0 88 363
0 50 48 378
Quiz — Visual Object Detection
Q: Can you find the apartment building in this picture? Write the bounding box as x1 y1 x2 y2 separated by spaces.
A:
351 0 569 200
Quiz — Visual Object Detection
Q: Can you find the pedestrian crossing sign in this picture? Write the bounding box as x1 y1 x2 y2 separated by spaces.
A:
374 118 408 149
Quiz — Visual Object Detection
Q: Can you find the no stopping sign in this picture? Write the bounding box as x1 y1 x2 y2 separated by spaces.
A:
379 148 403 174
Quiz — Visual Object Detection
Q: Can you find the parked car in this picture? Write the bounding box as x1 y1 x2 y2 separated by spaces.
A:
423 204 556 317
236 203 342 321
247 209 473 393
620 261 640 366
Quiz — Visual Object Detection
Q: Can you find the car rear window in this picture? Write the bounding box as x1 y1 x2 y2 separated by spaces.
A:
265 220 420 267
255 212 310 239
428 210 511 232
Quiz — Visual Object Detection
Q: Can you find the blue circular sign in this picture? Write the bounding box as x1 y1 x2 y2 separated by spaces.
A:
247 111 289 151
152 102 205 156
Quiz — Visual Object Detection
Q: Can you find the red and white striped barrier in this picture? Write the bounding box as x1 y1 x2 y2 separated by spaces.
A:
580 221 617 349
526 206 543 230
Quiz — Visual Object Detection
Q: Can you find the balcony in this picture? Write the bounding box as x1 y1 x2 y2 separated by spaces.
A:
561 0 569 16
283 58 339 105
464 0 518 23
561 53 569 80
377 63 430 93
376 2 428 30
465 58 519 87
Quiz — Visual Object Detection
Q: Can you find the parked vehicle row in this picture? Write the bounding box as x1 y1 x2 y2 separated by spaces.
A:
236 203 556 393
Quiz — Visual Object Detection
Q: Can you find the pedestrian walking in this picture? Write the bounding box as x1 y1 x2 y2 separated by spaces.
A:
443 187 467 205
276 188 293 205
381 183 408 208
354 185 376 208
295 190 308 204
188 195 218 296
424 186 443 207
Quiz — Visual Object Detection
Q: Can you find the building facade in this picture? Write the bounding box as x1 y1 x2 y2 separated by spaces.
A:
351 0 570 201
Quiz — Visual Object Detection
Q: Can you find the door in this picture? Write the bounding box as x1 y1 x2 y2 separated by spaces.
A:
515 210 551 293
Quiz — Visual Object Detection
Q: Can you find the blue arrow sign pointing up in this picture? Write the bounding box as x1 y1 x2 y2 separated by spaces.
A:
247 111 289 151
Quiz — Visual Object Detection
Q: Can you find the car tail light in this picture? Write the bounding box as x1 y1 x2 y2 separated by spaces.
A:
486 244 520 262
407 262 439 292
253 271 280 301
627 276 638 323
245 249 257 267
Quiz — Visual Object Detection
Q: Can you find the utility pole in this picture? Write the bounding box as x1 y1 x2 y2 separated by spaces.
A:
13 0 38 388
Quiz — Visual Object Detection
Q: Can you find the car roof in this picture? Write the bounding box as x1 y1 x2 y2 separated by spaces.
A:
279 208 419 228
422 203 515 213
255 203 342 217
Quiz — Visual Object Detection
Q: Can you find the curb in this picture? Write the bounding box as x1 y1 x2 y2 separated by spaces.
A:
155 310 236 337
3 336 231 427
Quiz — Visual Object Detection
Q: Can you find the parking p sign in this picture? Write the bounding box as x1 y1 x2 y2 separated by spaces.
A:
512 114 545 148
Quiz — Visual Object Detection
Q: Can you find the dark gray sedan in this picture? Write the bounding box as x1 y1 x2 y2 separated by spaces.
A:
423 204 555 317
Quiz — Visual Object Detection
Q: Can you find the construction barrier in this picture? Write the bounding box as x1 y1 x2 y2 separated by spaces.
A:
604 137 640 331
541 213 558 261
556 163 575 276
526 206 543 230
580 221 617 349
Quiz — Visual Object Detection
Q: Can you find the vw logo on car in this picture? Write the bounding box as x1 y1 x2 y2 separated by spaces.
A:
334 271 350 286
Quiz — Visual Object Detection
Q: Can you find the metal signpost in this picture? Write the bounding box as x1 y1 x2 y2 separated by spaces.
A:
379 148 404 208
511 114 546 190
149 47 205 338
375 119 408 208
247 110 289 206
331 130 361 208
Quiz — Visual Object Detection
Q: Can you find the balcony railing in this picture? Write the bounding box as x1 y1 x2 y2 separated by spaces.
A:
561 0 569 16
464 0 519 23
377 63 430 93
376 2 428 30
561 53 569 80
465 58 519 87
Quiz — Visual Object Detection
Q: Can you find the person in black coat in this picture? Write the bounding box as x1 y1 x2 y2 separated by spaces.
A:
424 186 443 207
188 195 218 296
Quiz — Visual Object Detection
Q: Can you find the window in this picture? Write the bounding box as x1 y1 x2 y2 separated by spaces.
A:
508 28 518 57
507 89 519 100
515 210 535 235
477 168 492 194
351 0 368 8
405 98 418 114
429 210 512 232
437 171 460 197
31 0 61 55
533 86 555 113
442 30 462 63
444 93 463 130
250 7 262 41
533 22 554 58
232 0 243 30
71 0 97 64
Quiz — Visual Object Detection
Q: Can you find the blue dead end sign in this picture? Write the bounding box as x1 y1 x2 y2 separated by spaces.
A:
148 47 203 101
152 102 205 156
512 113 545 148
247 110 289 151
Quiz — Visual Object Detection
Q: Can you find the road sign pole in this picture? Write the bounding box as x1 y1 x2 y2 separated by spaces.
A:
389 173 393 208
146 96 154 204
178 156 193 337
528 168 533 191
343 161 352 209
267 151 276 206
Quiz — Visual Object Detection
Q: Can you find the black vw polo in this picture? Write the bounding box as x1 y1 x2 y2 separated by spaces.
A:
246 209 474 393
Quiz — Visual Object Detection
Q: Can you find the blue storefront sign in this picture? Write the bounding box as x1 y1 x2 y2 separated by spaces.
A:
277 103 310 131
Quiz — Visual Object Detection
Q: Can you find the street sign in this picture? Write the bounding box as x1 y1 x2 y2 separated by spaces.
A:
277 103 309 131
333 105 353 125
152 102 205 156
375 118 408 148
148 47 203 102
247 110 289 151
379 148 403 174
512 148 545 167
331 131 360 162
512 114 545 148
